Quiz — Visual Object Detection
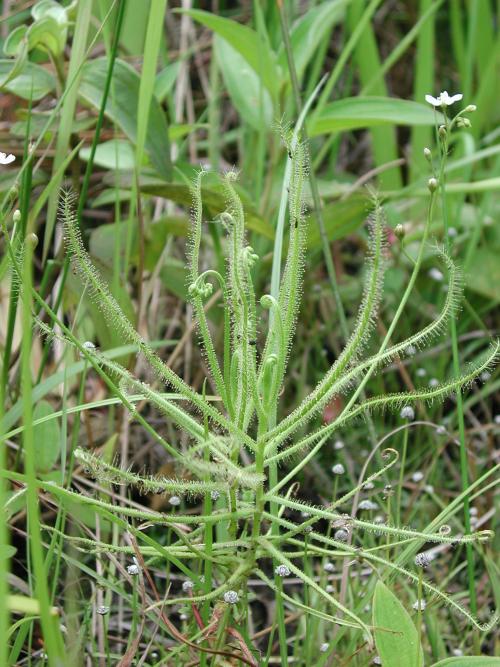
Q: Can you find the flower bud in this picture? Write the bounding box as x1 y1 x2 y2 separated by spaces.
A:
438 125 447 139
25 233 38 248
6 184 19 202
394 223 405 240
423 147 432 161
224 590 239 604
465 104 476 113
13 209 21 223
427 177 438 192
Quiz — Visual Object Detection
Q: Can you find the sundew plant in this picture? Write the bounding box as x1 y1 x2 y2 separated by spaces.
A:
1 2 500 664
4 97 498 665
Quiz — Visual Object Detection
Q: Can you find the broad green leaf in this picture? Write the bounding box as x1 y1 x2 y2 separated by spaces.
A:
373 580 423 667
29 141 83 227
32 400 61 474
154 61 181 102
90 189 132 208
79 58 171 180
432 660 500 667
79 139 136 170
214 36 273 130
465 248 500 302
89 216 188 271
309 96 443 135
107 171 274 239
0 60 55 99
160 258 188 299
278 0 347 81
307 196 368 248
183 9 280 97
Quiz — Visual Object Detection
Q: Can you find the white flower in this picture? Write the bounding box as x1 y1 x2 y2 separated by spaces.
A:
169 495 181 506
416 368 427 377
325 584 334 593
363 481 374 490
324 561 335 572
334 440 344 450
182 580 194 592
425 91 463 107
429 378 439 388
210 490 220 501
412 471 424 483
127 563 140 576
320 643 329 653
332 463 345 475
0 151 15 165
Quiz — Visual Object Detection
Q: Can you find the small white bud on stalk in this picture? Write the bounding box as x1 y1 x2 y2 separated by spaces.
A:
428 177 438 192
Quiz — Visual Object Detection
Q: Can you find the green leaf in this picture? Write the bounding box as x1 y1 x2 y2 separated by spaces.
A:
465 248 500 302
278 0 347 81
32 400 61 474
309 96 443 135
373 580 423 667
0 544 16 559
79 139 136 170
107 171 274 239
214 36 273 130
307 196 368 248
0 59 55 99
432 660 500 667
8 594 58 616
160 258 188 299
182 8 280 97
154 61 181 102
79 57 171 180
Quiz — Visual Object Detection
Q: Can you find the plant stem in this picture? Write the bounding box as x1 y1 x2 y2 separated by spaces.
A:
438 119 478 623
397 427 409 527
